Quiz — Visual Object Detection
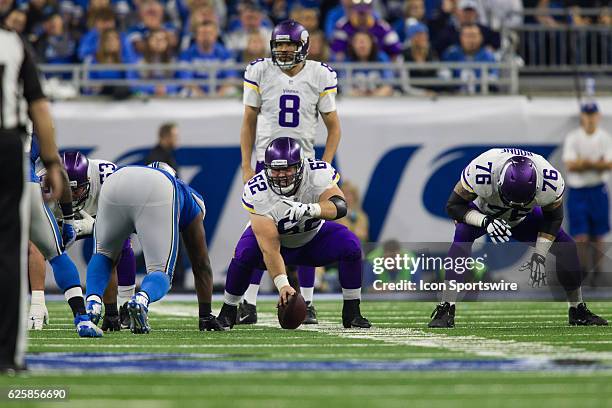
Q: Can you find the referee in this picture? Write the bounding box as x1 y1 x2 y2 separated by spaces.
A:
0 25 65 372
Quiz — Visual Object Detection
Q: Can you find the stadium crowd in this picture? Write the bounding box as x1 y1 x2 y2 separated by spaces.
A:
0 0 608 97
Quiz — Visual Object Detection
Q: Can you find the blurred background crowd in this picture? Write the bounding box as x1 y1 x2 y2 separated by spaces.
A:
1 0 609 97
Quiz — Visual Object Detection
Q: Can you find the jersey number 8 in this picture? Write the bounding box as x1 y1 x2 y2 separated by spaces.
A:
279 95 300 128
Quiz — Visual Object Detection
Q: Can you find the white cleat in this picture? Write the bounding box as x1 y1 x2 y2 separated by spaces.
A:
28 303 49 330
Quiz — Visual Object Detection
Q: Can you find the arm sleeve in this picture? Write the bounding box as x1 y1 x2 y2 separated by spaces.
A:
243 60 263 108
318 64 338 113
446 190 473 222
19 37 45 103
540 203 564 237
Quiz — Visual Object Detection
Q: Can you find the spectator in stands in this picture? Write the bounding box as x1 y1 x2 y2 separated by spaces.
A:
260 0 290 23
563 102 612 287
178 21 237 97
324 0 353 38
393 0 428 44
178 4 218 52
34 8 77 65
87 28 137 98
337 180 369 243
238 31 268 63
78 7 136 62
441 24 497 93
135 29 180 96
331 0 402 61
344 31 395 96
224 1 272 54
127 0 178 55
429 0 500 56
402 22 439 94
289 4 320 32
0 0 15 21
478 0 523 30
307 29 330 61
23 0 52 40
4 9 27 34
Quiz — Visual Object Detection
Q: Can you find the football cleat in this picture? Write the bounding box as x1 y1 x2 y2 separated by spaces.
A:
28 302 49 330
86 299 102 325
428 302 455 328
342 299 371 328
303 302 318 325
236 300 257 325
74 314 103 337
199 314 226 331
569 303 608 326
217 303 238 330
128 297 150 334
101 313 121 332
119 302 130 329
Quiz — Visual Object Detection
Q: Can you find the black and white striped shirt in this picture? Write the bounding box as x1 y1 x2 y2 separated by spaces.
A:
0 27 45 131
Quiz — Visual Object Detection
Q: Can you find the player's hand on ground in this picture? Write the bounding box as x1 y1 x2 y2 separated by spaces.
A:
242 166 255 184
42 163 65 202
74 210 95 237
519 253 547 287
199 314 225 331
62 220 77 249
282 200 317 222
484 217 512 244
279 285 296 306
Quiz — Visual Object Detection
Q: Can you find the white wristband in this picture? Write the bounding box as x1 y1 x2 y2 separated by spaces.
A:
464 210 488 227
535 236 554 257
273 274 290 292
308 203 321 218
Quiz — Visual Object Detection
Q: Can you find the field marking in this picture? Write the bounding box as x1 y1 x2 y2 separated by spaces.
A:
154 304 612 362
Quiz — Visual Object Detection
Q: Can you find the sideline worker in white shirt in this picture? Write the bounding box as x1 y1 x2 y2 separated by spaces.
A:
562 102 612 285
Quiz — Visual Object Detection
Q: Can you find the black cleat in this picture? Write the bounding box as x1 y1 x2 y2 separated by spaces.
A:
236 300 257 325
428 302 455 328
217 303 238 330
119 302 130 329
199 314 226 331
569 303 608 326
101 313 121 332
303 302 318 325
342 299 372 328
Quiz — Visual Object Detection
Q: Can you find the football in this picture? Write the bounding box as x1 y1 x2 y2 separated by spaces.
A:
277 293 307 329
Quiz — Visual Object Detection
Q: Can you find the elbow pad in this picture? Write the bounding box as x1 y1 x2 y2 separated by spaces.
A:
446 191 471 222
329 195 347 220
540 204 564 237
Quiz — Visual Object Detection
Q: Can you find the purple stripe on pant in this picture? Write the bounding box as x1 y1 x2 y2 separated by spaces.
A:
448 207 582 291
226 221 362 296
117 238 136 286
250 160 316 287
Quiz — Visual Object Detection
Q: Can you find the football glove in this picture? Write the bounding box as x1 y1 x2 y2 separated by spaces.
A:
199 314 226 331
519 252 547 287
62 220 77 249
282 200 320 222
74 210 95 238
483 217 512 244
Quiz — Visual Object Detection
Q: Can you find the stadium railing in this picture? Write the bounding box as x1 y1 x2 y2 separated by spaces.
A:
38 61 519 98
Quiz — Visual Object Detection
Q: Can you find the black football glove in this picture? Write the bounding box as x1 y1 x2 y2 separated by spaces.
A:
101 313 121 332
519 252 547 287
199 314 226 331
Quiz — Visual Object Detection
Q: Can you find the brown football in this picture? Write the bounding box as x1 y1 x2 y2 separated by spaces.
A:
277 293 307 329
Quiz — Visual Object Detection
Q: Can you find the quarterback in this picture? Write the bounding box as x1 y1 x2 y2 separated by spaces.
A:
239 19 342 324
430 148 608 328
218 137 370 329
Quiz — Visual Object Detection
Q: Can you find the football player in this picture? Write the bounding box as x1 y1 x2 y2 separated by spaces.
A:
85 162 223 333
218 137 371 329
26 134 102 337
430 148 608 328
239 19 341 324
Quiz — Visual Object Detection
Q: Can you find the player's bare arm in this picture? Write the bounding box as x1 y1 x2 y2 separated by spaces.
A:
316 184 347 220
250 213 296 305
240 105 260 183
320 110 341 163
182 213 213 306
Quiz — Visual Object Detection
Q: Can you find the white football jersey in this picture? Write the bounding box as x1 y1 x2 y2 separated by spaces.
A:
241 159 340 248
40 158 117 219
461 148 565 227
243 58 338 161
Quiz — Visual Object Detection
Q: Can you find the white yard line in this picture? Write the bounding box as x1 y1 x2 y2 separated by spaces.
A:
152 304 612 362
